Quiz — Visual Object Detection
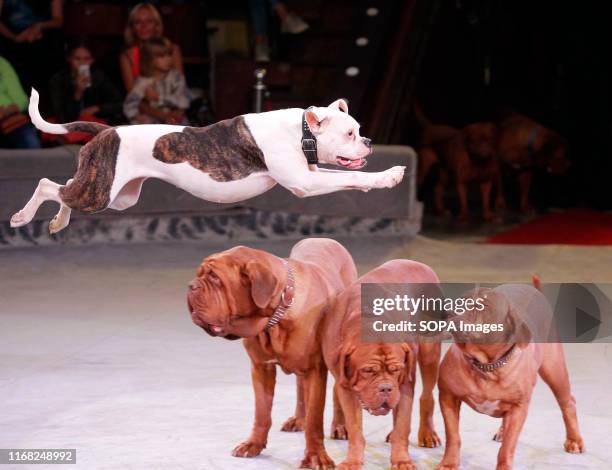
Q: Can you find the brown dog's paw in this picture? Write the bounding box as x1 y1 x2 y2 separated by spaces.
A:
434 463 458 470
300 449 335 469
564 437 585 453
231 440 265 458
330 422 348 440
280 416 305 432
337 460 362 470
456 212 470 225
391 459 416 470
483 211 503 224
418 427 442 448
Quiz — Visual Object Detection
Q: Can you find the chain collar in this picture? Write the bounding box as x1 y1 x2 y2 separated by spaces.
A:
265 259 295 330
470 345 517 373
301 107 318 165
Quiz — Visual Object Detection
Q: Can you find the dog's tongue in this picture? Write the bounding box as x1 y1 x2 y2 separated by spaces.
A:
336 156 367 169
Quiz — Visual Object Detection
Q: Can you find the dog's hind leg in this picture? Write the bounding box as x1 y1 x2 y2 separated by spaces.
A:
10 178 63 228
538 344 585 453
49 179 73 234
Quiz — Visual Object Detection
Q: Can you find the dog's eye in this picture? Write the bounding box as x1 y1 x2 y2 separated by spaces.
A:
361 367 373 374
388 364 399 373
348 130 353 137
207 271 222 286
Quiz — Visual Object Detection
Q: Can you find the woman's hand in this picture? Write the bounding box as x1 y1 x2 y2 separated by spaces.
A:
81 106 100 117
145 86 159 102
16 23 42 43
73 74 90 101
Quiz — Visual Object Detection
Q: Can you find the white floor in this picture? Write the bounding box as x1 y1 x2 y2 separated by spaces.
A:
1 237 611 469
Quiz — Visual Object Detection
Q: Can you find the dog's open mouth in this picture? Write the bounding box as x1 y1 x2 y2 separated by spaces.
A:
336 156 367 169
361 399 392 416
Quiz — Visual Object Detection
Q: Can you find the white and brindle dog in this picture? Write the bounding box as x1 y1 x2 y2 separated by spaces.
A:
11 90 405 233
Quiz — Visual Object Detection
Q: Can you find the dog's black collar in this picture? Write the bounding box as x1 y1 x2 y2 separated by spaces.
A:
302 107 318 165
470 344 517 373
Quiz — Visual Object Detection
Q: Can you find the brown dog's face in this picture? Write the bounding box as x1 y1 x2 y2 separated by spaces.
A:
452 287 532 363
339 343 412 416
187 247 283 340
464 123 498 160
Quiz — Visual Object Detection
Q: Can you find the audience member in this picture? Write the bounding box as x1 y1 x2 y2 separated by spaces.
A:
123 37 189 125
119 2 183 92
49 39 124 126
0 55 40 149
0 0 64 91
249 0 309 62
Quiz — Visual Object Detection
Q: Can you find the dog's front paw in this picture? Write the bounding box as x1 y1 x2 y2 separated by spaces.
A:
300 449 335 469
418 425 442 448
564 437 585 453
280 415 305 432
232 440 265 458
391 459 416 470
379 166 406 188
330 422 348 440
337 459 362 470
435 462 459 470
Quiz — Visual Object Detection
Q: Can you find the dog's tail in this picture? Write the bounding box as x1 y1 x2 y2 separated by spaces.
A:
29 88 111 136
532 275 542 291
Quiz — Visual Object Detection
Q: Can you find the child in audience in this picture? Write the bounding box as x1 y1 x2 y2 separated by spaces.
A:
123 37 190 125
49 39 123 125
119 2 183 92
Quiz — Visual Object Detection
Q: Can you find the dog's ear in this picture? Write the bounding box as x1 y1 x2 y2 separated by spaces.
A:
304 107 329 134
507 307 532 349
338 343 357 389
328 98 349 113
243 259 283 309
399 344 415 384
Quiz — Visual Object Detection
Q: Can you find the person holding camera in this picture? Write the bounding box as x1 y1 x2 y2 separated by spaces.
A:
49 39 123 126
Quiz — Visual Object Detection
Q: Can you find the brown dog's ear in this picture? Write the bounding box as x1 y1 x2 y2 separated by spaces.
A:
243 259 283 309
507 308 532 348
338 344 356 389
400 344 415 384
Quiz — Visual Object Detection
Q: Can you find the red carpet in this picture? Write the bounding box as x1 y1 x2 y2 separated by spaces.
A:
485 209 612 245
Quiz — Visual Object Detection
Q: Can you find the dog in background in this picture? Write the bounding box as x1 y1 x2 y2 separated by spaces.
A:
415 105 503 223
322 259 442 470
435 278 584 470
497 111 570 213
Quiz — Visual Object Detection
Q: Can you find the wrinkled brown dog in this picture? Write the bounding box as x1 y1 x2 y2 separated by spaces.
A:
436 281 584 470
322 259 442 470
497 112 570 212
188 238 358 469
418 118 502 223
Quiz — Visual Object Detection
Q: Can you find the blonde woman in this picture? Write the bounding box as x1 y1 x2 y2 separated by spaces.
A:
118 2 183 92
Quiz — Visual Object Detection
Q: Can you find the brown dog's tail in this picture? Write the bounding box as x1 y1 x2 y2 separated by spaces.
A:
29 88 111 136
532 275 542 291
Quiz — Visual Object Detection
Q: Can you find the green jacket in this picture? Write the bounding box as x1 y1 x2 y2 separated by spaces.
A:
0 56 28 111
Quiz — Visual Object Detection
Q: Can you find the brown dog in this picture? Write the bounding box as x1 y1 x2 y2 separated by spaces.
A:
322 259 442 469
187 238 358 469
497 112 570 212
436 281 584 470
418 120 502 223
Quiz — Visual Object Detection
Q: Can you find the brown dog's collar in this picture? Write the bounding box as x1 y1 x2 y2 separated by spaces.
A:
470 344 516 373
265 259 295 330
